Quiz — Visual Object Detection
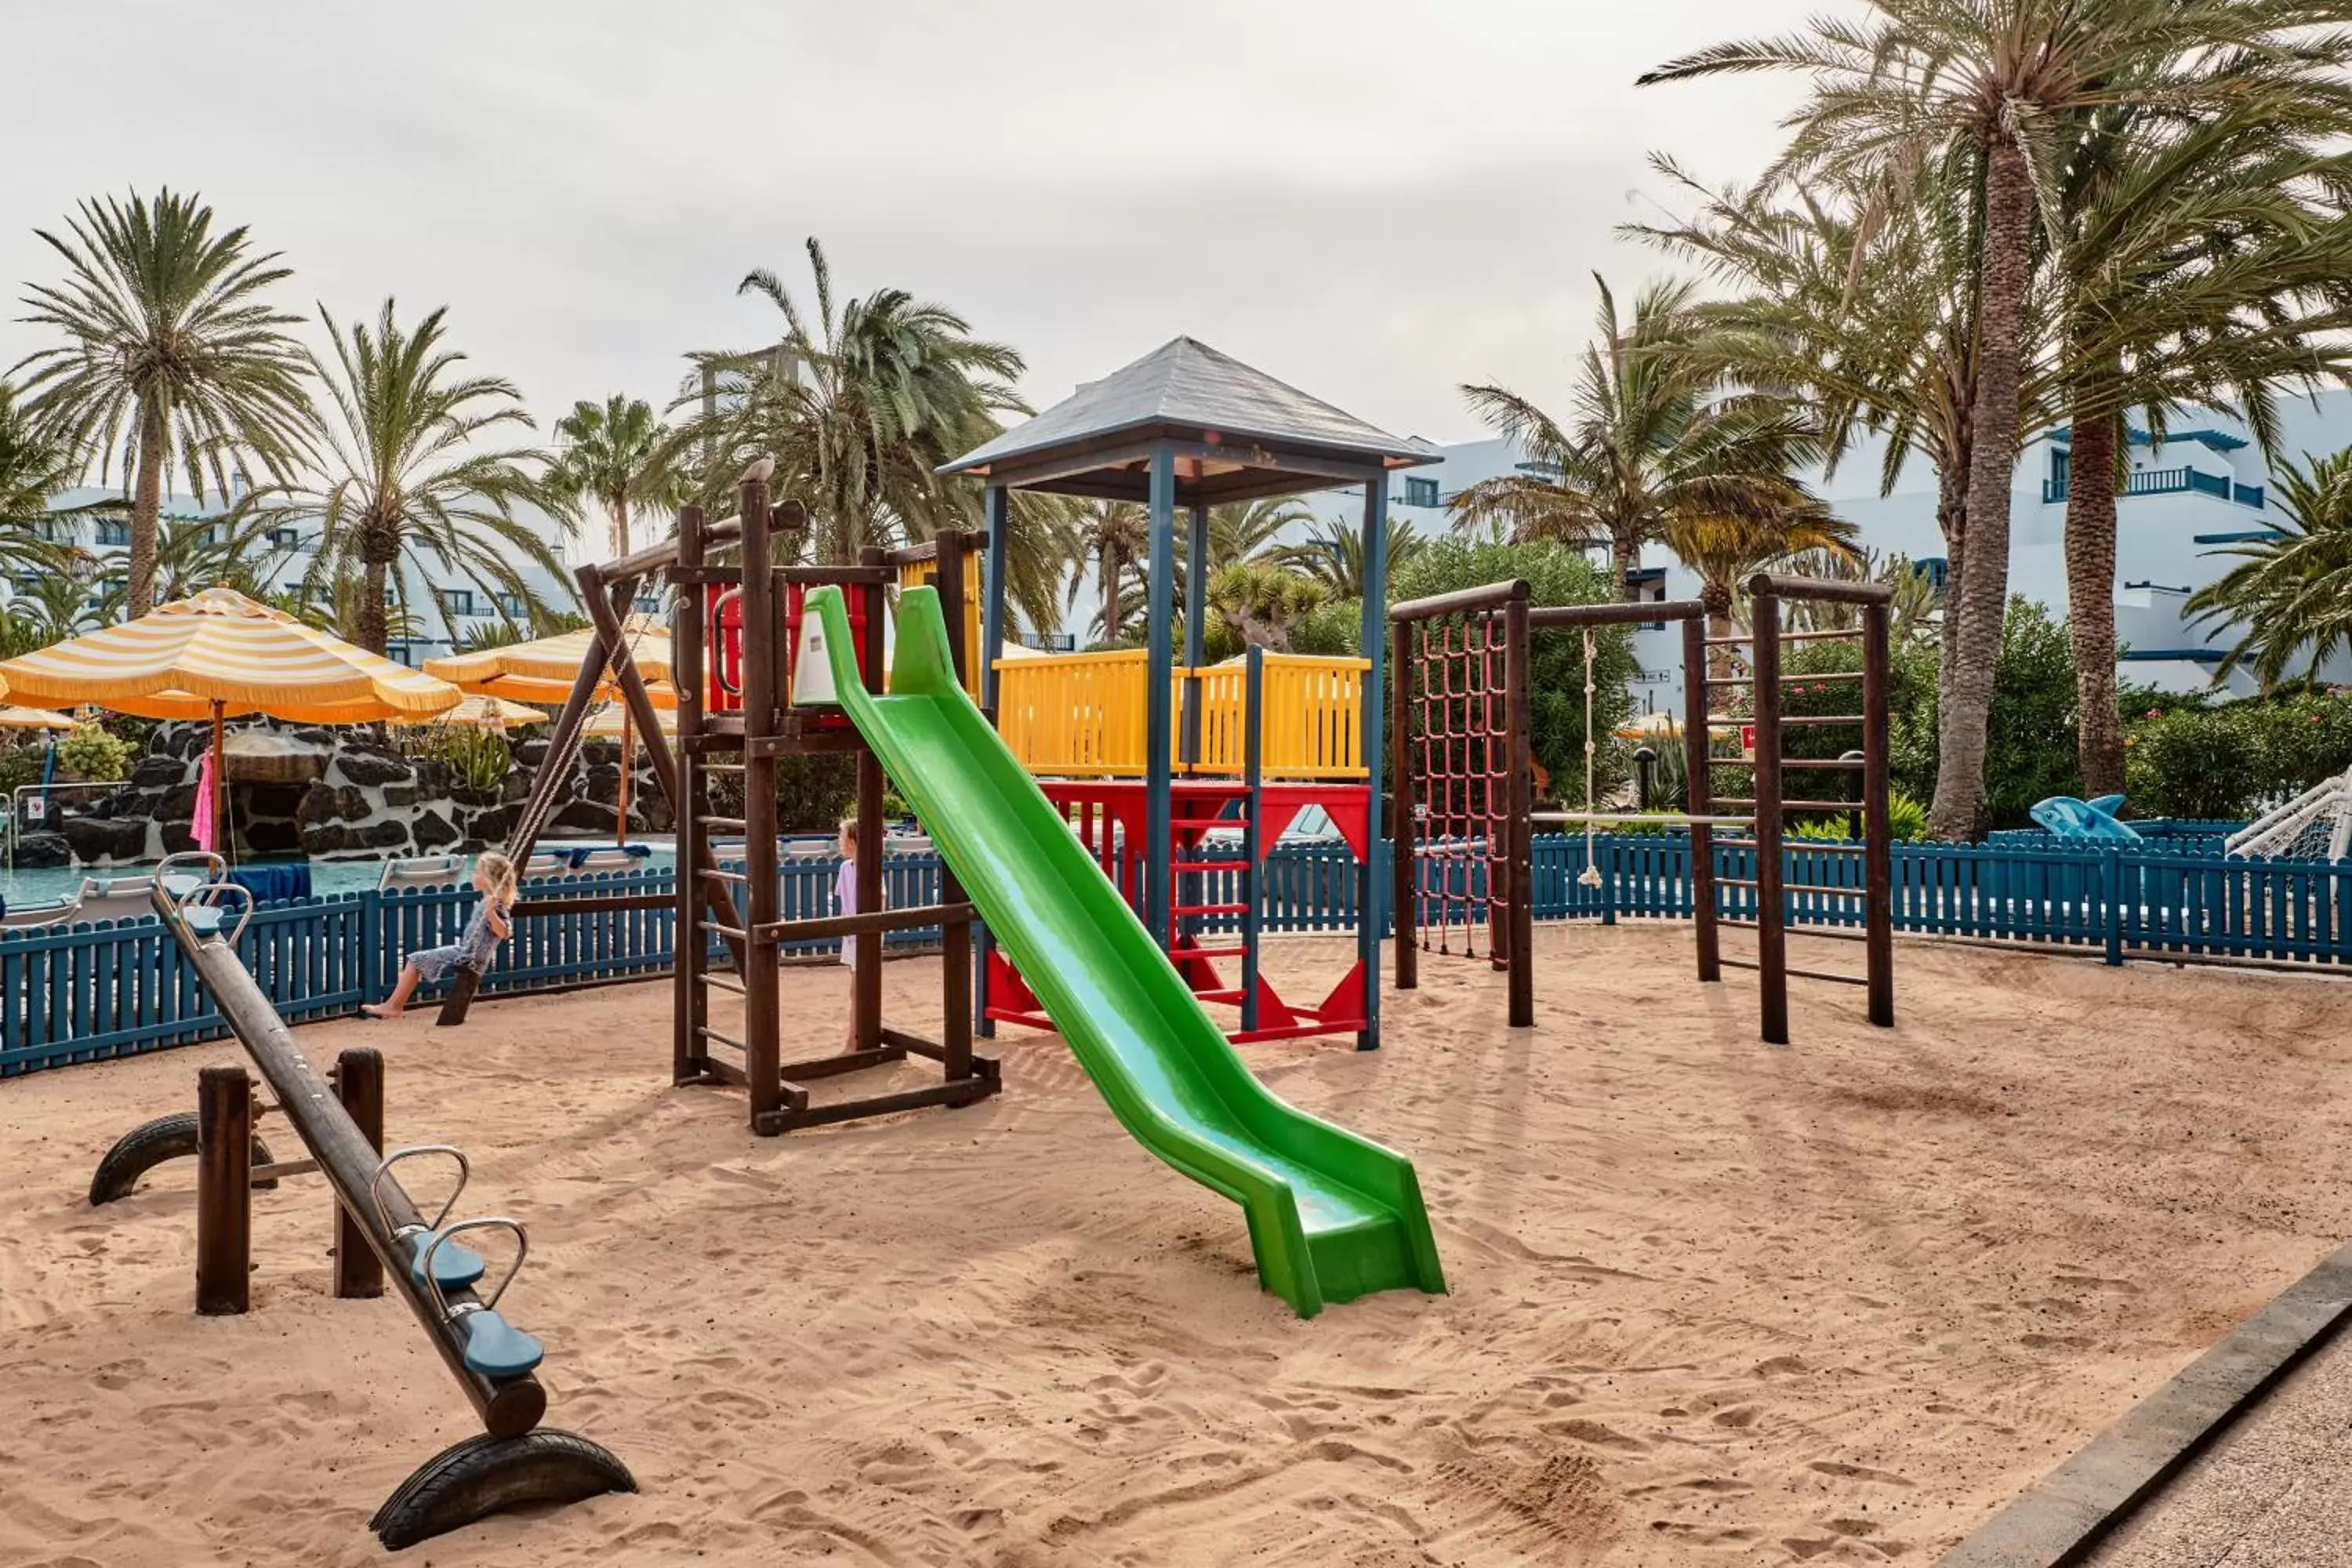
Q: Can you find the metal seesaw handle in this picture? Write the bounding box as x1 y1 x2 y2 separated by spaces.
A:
417 1217 530 1321
369 1145 472 1239
194 882 256 946
155 850 228 894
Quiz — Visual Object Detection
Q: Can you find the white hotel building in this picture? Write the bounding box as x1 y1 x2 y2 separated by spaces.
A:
19 485 588 666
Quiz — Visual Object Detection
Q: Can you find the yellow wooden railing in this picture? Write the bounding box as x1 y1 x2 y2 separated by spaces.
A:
991 649 1370 780
1188 654 1370 779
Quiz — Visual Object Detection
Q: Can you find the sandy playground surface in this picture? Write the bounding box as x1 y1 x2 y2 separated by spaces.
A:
4 924 2351 1566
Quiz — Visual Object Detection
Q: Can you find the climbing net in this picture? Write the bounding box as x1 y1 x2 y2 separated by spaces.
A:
2229 766 2352 864
1406 612 1515 964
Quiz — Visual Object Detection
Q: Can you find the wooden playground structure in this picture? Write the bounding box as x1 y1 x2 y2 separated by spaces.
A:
1391 571 1896 1044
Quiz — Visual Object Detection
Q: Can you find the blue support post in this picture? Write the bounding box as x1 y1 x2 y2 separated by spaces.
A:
1182 502 1207 767
1144 448 1178 946
1241 644 1265 1032
975 482 1011 1037
1356 472 1390 1049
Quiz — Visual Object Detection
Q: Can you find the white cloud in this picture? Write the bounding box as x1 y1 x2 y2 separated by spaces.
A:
5 0 1832 444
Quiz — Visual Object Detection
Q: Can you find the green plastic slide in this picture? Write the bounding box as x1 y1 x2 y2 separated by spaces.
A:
802 586 1444 1317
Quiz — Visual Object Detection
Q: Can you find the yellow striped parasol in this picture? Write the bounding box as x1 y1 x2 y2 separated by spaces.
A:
0 587 460 723
0 587 463 855
0 704 78 731
423 618 676 709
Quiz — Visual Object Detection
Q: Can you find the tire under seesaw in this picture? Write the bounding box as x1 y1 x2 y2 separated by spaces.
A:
89 1111 281 1206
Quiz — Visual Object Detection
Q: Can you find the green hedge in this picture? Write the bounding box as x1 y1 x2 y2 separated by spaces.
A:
2125 690 2352 820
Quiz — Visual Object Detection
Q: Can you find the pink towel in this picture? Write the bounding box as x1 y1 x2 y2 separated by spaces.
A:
194 750 219 853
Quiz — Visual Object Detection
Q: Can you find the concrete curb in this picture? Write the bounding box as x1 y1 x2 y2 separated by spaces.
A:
1938 1238 2352 1566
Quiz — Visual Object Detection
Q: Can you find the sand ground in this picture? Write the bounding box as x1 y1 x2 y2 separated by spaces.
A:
3 924 2350 1567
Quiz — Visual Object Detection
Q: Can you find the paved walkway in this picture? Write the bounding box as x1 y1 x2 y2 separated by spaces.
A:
2087 1323 2352 1566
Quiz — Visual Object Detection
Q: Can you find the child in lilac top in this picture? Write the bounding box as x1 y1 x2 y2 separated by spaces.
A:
837 816 859 1049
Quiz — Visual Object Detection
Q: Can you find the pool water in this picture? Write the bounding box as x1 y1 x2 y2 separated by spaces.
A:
1 846 681 911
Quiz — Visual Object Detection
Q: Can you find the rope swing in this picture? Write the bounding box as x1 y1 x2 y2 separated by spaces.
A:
1578 628 1603 889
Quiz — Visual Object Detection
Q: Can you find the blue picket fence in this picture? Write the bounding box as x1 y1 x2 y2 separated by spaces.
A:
5 833 2347 1080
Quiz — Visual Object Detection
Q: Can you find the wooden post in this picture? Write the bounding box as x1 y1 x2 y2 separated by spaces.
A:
194 1065 251 1316
935 528 976 1065
1862 601 1895 1027
673 503 709 1085
1504 593 1534 1029
1682 614 1720 982
331 1048 384 1300
739 472 783 1129
1390 612 1417 991
855 548 887 1055
1751 586 1789 1046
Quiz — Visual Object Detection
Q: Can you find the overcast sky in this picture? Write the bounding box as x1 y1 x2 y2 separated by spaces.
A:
5 1 1834 454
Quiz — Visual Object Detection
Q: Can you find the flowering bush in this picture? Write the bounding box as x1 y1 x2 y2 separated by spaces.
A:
2124 691 2352 819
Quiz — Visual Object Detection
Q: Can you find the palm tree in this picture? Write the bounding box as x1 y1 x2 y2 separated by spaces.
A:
1206 561 1329 652
1641 0 2352 836
1276 514 1426 600
549 394 684 561
91 512 287 620
681 239 1073 625
2051 96 2352 793
246 300 568 655
2 549 103 648
2187 449 2352 690
1632 158 2017 745
11 189 314 619
1452 274 1828 603
1113 495 1314 633
0 382 78 580
1663 509 1862 662
1069 499 1147 644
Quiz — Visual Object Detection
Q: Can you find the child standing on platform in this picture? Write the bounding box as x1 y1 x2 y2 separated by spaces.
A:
837 816 862 1049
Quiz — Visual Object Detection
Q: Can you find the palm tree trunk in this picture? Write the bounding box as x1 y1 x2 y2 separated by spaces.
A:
1613 529 1639 601
1928 131 2031 841
2063 398 2124 795
1933 452 1968 774
359 558 390 655
608 492 630 561
1102 546 1122 644
128 400 165 620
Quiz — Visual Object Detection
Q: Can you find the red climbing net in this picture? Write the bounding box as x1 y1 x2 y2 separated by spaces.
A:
1409 613 1513 965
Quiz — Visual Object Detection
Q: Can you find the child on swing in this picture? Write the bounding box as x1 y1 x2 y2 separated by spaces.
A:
364 852 519 1018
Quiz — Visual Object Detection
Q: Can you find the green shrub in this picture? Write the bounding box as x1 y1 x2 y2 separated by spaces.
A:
56 723 132 783
418 724 512 794
2124 690 2352 819
1779 788 1930 844
0 746 45 797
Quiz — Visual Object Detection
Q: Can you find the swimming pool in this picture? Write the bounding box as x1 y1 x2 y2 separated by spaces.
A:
1 846 681 911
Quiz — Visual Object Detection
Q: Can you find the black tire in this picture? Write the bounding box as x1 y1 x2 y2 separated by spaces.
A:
86 1112 279 1206
371 1428 636 1551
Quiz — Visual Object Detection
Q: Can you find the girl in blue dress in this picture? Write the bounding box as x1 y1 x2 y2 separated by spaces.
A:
363 851 518 1018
